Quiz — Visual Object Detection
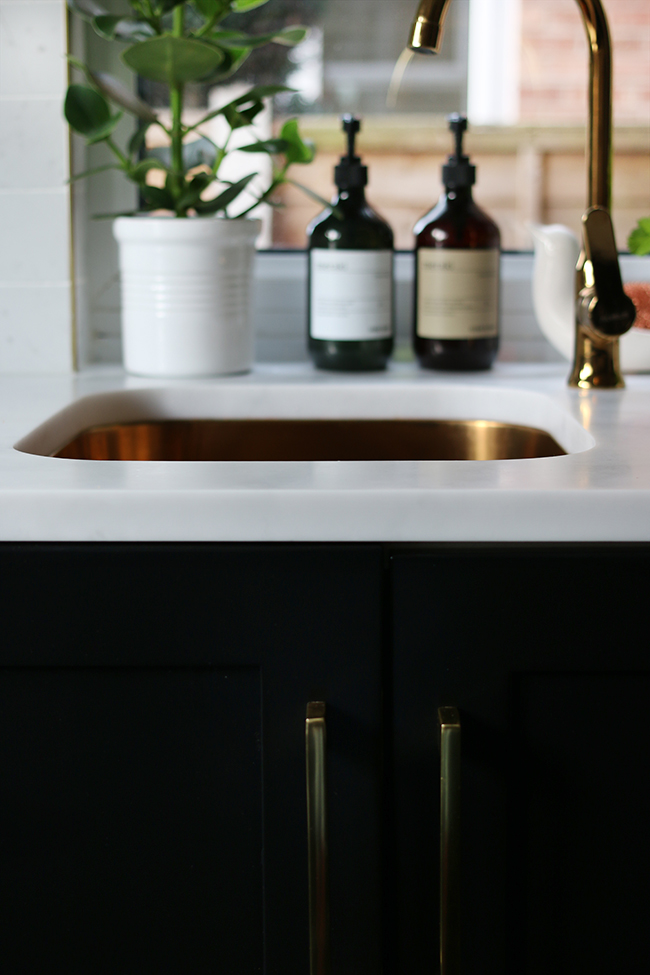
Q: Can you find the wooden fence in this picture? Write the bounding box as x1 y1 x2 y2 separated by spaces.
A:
272 116 650 251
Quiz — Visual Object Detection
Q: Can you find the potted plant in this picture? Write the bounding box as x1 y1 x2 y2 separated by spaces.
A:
65 0 319 377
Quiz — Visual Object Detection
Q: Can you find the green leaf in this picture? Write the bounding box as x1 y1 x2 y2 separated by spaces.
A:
64 84 111 135
235 84 294 100
66 61 158 122
628 218 650 256
85 111 123 145
184 97 255 131
185 33 251 82
176 172 213 210
193 0 221 14
92 15 155 41
92 15 122 37
147 137 217 172
192 0 231 23
222 85 293 126
122 36 224 85
68 163 120 183
279 118 315 165
66 54 88 77
67 0 108 19
214 26 307 49
207 29 246 44
129 120 152 157
239 138 291 155
234 177 283 217
194 172 257 214
160 0 186 10
205 45 250 81
287 178 338 214
221 100 264 129
141 184 176 210
271 26 308 47
91 71 158 121
129 158 169 182
230 0 270 11
185 86 292 133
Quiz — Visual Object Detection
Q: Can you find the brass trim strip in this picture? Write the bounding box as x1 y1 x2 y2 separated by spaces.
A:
306 702 329 975
439 706 461 975
65 5 78 372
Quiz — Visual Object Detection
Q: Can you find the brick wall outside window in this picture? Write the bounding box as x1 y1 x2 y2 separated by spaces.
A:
520 0 650 123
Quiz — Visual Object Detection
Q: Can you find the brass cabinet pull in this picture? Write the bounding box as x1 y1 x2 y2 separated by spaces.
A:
306 702 329 975
439 707 461 975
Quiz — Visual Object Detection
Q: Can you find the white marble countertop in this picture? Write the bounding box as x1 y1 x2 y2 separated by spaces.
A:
2 361 650 542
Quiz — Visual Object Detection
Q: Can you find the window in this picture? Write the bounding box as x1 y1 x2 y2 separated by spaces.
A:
267 0 649 250
76 0 650 252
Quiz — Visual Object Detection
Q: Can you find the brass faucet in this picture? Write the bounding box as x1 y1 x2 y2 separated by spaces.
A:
408 0 636 389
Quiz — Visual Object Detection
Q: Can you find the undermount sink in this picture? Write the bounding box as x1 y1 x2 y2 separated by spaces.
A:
14 382 593 462
52 418 565 461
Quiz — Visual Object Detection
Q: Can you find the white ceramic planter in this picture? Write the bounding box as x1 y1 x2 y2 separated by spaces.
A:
113 216 261 377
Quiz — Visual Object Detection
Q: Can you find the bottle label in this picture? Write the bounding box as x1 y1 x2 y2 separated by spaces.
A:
310 249 393 341
416 249 499 339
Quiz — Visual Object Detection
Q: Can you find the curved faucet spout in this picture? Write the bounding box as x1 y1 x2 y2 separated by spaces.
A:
408 0 635 388
409 0 451 54
575 0 611 209
409 0 611 209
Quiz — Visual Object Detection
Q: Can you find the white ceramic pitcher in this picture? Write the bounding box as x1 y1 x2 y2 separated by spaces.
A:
530 223 650 372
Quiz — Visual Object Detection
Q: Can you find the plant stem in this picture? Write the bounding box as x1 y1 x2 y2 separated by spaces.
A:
236 177 281 219
170 5 186 214
106 137 129 168
213 130 232 178
194 12 219 37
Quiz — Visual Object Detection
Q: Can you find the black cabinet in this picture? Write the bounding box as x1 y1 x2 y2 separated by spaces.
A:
390 545 650 975
3 542 650 974
0 544 383 975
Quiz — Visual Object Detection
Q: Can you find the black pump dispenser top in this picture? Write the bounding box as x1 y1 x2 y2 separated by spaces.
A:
442 113 476 189
334 115 368 190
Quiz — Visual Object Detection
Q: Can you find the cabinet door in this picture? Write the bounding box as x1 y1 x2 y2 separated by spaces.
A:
389 545 650 975
0 543 383 975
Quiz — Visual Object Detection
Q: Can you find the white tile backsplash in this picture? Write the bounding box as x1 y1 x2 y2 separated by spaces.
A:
0 282 73 372
0 1 67 99
250 250 564 365
0 99 68 189
0 0 74 373
0 190 70 283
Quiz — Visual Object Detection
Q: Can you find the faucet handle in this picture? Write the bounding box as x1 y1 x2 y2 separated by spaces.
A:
580 206 636 337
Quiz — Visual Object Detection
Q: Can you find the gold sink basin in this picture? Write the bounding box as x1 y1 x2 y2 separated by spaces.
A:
53 418 566 461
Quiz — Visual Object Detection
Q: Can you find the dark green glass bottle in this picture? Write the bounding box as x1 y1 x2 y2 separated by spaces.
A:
307 116 394 371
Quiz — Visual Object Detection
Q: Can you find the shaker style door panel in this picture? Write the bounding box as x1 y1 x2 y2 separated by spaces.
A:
0 543 384 975
0 666 262 974
389 545 650 975
509 672 650 974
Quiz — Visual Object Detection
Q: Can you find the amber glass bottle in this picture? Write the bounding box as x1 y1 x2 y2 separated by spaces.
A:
307 116 394 371
414 114 500 370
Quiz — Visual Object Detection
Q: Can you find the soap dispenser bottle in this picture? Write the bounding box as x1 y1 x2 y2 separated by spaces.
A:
414 114 500 370
307 115 394 371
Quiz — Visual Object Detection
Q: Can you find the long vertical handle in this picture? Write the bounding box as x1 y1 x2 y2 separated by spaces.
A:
306 702 329 975
439 707 461 975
